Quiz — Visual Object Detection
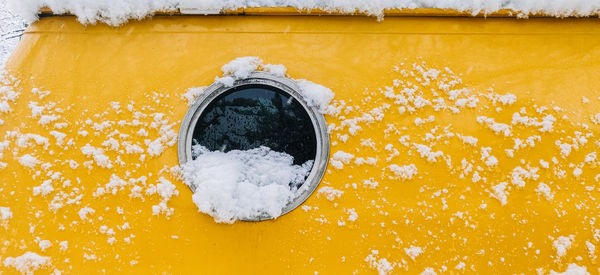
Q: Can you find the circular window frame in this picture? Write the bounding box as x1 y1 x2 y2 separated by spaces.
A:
178 71 330 221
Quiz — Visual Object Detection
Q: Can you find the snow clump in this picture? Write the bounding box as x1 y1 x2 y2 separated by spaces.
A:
365 250 394 275
404 245 423 260
330 151 355 169
181 145 313 223
295 79 335 112
317 186 344 201
553 236 573 258
210 56 334 112
18 154 39 168
550 263 590 275
0 206 12 226
388 164 418 180
214 56 262 87
3 252 51 274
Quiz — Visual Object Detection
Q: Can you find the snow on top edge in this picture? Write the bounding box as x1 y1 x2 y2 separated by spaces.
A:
6 0 600 26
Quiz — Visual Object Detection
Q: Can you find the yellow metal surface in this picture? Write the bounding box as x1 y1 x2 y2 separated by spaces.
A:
2 15 600 274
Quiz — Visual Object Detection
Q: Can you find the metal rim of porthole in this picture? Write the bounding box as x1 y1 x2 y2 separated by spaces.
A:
178 71 330 221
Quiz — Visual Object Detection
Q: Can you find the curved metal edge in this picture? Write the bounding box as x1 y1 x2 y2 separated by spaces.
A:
177 71 330 222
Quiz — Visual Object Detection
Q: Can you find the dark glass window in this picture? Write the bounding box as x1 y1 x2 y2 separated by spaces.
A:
192 84 317 166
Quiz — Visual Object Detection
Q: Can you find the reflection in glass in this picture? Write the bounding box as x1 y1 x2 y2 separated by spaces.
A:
192 84 317 166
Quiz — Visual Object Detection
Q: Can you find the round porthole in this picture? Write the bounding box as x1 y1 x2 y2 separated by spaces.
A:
178 71 329 222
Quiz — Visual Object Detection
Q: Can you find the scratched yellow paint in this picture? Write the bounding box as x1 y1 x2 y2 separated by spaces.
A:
2 13 600 274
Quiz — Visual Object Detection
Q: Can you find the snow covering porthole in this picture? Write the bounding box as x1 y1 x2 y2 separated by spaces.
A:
178 72 329 223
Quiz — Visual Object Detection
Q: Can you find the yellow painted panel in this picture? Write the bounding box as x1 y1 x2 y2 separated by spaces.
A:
2 15 600 274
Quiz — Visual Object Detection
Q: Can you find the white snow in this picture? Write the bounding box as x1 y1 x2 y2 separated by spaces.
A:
491 181 508 205
496 93 517 105
510 166 539 188
330 151 354 169
7 0 600 26
362 179 379 189
123 142 144 154
59 241 68 251
263 64 287 77
38 114 59 125
18 154 40 168
365 250 394 275
3 252 51 275
345 207 358 221
317 186 344 201
102 137 119 151
38 240 52 251
355 157 377 166
215 56 262 87
78 207 95 220
146 138 165 157
485 155 498 167
181 145 313 223
585 241 595 260
100 174 127 195
458 135 478 146
33 180 54 196
49 131 66 146
80 144 113 168
296 79 335 112
480 147 497 167
573 167 583 178
550 264 590 275
0 1 25 66
150 177 179 216
16 133 49 149
584 152 597 163
155 177 178 201
68 160 79 169
412 143 443 162
200 57 335 112
536 182 553 201
182 87 204 105
476 116 512 136
556 141 572 158
420 267 437 275
404 245 423 260
388 164 418 180
553 236 572 258
591 113 600 125
0 206 12 221
512 112 556 133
